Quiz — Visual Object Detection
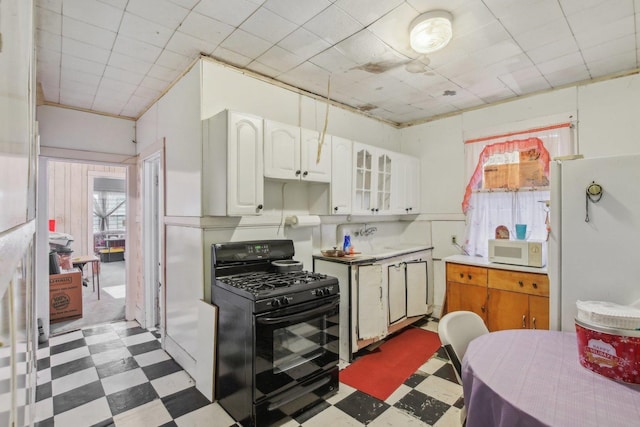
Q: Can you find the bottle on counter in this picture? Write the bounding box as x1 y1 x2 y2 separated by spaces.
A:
343 233 351 253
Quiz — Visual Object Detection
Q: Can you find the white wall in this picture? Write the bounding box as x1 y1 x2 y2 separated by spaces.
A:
37 105 136 155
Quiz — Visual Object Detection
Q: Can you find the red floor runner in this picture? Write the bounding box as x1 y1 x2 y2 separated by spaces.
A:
339 327 441 401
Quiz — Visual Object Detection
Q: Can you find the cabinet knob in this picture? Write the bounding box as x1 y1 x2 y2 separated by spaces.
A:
459 273 464 278
481 305 486 313
375 208 379 212
334 206 338 212
518 280 524 287
409 207 413 211
405 208 409 213
532 282 538 289
295 170 301 176
257 204 263 210
302 171 308 177
468 274 472 279
522 314 526 328
371 208 375 213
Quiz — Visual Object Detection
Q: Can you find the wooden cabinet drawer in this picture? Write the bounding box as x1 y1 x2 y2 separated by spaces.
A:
446 263 487 287
488 269 549 297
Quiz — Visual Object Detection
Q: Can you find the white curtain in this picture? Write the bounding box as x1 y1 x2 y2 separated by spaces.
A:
463 124 574 257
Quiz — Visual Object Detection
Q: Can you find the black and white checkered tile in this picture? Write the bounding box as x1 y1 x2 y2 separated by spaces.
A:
35 318 462 426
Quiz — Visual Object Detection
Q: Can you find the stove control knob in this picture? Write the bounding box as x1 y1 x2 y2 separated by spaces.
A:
271 299 281 308
314 289 324 297
324 287 332 295
281 297 289 305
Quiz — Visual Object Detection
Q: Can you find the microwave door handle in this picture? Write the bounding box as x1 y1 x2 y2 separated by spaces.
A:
257 299 339 325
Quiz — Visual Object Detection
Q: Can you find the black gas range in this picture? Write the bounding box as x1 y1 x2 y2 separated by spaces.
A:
211 240 339 427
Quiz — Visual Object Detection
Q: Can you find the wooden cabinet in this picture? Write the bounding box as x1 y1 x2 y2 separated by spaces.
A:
203 110 264 216
263 120 331 182
446 262 549 331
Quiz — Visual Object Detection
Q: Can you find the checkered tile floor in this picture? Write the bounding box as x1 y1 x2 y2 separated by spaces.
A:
35 318 463 426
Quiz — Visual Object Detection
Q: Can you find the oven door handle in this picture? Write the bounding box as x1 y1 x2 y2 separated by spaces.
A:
257 299 339 325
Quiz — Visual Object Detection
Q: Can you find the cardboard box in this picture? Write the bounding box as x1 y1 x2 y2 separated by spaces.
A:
49 271 83 322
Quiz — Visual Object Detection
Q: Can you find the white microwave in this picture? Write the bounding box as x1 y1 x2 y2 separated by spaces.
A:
488 239 546 268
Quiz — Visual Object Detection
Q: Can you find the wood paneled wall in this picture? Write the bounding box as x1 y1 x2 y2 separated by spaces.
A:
47 161 126 256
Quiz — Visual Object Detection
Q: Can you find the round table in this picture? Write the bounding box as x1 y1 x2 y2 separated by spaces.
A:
462 330 640 427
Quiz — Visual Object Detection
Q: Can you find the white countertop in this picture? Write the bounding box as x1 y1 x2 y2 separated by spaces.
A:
445 254 548 274
314 244 433 264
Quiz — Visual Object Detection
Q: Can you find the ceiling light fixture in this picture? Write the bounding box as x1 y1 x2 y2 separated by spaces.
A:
409 11 453 54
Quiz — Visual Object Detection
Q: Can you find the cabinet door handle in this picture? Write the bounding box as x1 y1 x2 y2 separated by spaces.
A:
379 287 383 300
532 317 537 329
375 208 379 212
532 282 538 289
518 280 524 287
522 315 526 328
467 274 472 280
303 171 308 177
371 208 375 213
257 204 263 210
459 273 464 278
334 206 338 212
295 170 301 176
481 305 486 313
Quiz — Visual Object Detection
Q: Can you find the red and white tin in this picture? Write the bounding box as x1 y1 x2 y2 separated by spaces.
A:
575 301 640 384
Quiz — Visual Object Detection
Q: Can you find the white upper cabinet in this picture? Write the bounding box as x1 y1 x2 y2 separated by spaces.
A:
263 120 331 182
300 129 332 183
352 143 394 215
203 110 264 216
264 120 300 180
391 154 421 214
330 136 352 214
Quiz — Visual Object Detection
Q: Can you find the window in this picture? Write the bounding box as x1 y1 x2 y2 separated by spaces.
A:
462 123 574 257
93 177 126 233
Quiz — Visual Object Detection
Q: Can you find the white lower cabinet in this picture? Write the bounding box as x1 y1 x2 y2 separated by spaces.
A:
388 263 407 323
356 264 386 340
386 254 429 325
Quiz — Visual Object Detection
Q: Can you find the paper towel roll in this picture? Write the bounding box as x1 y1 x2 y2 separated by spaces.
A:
285 215 321 228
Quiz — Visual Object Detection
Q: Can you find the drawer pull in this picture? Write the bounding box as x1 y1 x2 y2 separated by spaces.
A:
460 273 464 278
532 283 538 289
532 317 537 329
468 274 472 279
481 305 486 313
522 315 526 328
518 280 524 287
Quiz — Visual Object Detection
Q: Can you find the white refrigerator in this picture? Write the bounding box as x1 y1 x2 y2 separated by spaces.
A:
549 154 640 331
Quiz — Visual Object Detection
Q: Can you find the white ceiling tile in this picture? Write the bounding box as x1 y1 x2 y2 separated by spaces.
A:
526 37 579 64
134 85 162 99
512 19 573 52
468 40 522 68
278 27 332 60
246 60 281 78
565 0 634 35
558 0 605 16
304 4 363 45
98 77 139 94
118 12 175 48
61 54 106 76
37 29 61 52
309 47 359 73
62 16 117 50
255 46 304 73
147 64 182 82
37 0 62 13
278 62 331 91
60 77 98 95
126 0 189 28
63 0 123 32
92 98 128 114
139 76 169 91
103 65 146 85
108 52 154 75
37 68 61 101
508 75 551 94
498 67 548 94
210 46 253 68
581 34 636 63
334 0 404 26
36 7 62 33
573 15 635 50
498 1 565 35
367 2 418 58
62 37 110 64
165 31 220 57
178 12 235 45
219 29 273 59
452 21 511 54
194 0 261 27
166 0 200 8
543 64 591 86
36 48 61 66
587 50 637 77
537 51 585 75
447 2 496 39
97 0 128 9
334 29 398 65
113 36 163 63
155 49 194 71
60 68 102 86
263 0 332 25
59 92 93 109
240 7 298 44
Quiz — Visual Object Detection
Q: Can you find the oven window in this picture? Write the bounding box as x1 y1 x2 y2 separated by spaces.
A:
273 321 326 374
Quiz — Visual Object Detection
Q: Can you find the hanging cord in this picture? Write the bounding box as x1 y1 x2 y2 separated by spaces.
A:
585 182 603 222
278 182 288 236
317 75 331 164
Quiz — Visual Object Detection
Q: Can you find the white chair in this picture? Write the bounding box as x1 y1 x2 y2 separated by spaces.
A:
438 311 489 425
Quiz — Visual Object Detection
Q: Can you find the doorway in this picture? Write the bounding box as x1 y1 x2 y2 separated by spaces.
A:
143 153 162 330
47 160 128 335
